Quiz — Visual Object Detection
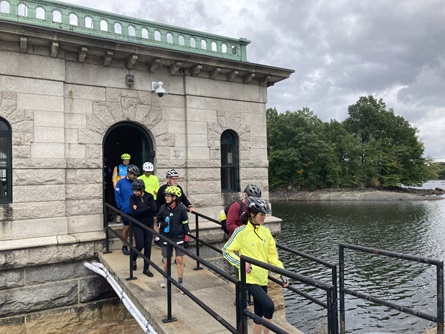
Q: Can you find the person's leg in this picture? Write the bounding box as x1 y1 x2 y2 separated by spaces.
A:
142 227 154 276
132 224 144 269
247 285 274 334
121 218 130 255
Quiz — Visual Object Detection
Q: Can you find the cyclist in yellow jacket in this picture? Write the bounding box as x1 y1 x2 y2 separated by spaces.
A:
112 153 131 188
223 197 289 334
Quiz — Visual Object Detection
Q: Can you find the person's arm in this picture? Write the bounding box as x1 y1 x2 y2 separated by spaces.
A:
156 184 166 212
153 176 160 195
112 166 118 188
132 194 153 216
114 184 123 210
226 202 242 237
178 185 193 210
181 206 190 234
222 233 242 269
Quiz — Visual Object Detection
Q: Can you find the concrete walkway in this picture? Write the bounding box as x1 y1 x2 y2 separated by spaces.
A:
98 246 302 334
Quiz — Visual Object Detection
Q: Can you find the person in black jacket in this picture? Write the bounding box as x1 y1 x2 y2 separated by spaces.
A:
157 185 190 293
130 179 157 277
154 169 194 246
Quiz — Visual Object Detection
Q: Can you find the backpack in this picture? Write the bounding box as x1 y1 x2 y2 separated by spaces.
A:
219 200 243 235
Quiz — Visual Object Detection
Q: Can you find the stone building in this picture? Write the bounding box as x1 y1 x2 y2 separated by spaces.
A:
0 0 293 331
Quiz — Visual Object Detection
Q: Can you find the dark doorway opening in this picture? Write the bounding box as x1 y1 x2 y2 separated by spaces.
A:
103 122 154 221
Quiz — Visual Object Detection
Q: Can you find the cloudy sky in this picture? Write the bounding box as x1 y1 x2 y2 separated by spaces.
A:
60 0 445 161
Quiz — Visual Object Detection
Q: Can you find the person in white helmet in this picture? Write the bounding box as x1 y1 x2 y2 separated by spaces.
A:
138 162 160 200
138 162 161 246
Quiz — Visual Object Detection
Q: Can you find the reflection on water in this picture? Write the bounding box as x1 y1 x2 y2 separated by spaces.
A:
273 191 445 334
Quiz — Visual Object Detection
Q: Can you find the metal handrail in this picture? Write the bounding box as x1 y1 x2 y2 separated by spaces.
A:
339 243 444 334
0 0 250 61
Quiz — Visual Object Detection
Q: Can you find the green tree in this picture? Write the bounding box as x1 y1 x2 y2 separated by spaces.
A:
267 107 337 190
343 96 428 187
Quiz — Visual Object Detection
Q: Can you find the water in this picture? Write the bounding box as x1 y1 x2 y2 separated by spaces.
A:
273 181 445 334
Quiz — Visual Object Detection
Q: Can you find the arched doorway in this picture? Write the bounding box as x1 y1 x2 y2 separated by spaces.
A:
103 121 154 220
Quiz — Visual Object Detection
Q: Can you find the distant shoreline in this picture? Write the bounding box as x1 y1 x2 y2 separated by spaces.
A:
269 187 445 201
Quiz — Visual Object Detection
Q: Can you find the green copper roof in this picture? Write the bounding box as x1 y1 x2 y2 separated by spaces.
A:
0 0 250 61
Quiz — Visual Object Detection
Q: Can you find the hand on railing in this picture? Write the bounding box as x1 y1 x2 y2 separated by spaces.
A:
280 275 290 287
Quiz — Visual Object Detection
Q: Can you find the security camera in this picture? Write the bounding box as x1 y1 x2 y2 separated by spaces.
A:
152 81 166 97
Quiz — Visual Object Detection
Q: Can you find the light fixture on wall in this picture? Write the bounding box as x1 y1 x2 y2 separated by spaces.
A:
152 81 166 97
126 74 135 87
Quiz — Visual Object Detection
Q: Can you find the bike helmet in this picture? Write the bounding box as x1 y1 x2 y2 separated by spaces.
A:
164 185 182 198
127 164 140 175
132 179 145 191
142 162 154 172
166 169 180 178
246 197 270 214
121 153 131 160
244 184 262 197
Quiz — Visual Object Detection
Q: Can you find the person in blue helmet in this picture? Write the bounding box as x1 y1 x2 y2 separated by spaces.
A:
115 164 140 255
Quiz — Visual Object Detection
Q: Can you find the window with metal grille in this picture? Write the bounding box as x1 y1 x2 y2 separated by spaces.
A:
220 130 239 192
0 117 12 203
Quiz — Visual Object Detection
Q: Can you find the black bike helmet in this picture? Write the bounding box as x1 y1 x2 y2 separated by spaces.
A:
244 184 262 197
127 164 140 175
131 179 145 191
246 197 270 214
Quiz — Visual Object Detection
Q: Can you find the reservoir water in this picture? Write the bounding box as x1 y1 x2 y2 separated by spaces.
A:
273 180 445 334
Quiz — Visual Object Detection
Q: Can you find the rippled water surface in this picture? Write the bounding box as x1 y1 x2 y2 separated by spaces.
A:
273 181 445 334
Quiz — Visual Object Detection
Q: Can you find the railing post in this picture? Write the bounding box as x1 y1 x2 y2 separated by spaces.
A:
126 219 136 281
104 203 110 253
193 213 202 270
437 261 444 334
326 286 338 334
162 244 177 323
339 244 345 334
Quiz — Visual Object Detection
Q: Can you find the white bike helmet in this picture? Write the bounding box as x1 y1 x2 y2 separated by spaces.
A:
142 162 154 172
166 169 179 178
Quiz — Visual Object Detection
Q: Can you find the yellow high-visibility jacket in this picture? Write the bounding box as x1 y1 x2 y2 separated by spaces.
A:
223 221 284 286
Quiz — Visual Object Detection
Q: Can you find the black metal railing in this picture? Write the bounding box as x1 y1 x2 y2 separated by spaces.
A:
339 243 444 334
186 209 339 334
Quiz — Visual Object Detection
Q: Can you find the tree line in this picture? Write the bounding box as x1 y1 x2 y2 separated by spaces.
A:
267 95 443 190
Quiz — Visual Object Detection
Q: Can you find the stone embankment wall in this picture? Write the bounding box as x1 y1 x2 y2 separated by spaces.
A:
270 188 445 202
0 239 140 333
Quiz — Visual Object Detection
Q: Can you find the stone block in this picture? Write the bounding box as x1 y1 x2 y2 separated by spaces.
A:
65 128 78 143
187 147 210 160
64 98 93 114
0 281 78 317
85 144 102 160
13 185 65 203
13 169 65 185
67 215 103 234
187 120 209 134
8 201 65 220
79 275 115 303
65 63 127 90
66 199 102 216
25 261 91 285
33 110 64 127
12 145 31 159
0 269 24 289
31 142 64 159
65 143 86 159
77 129 102 144
187 133 208 147
0 50 65 81
66 168 101 184
65 113 87 128
34 127 64 143
17 94 63 112
66 184 101 200
0 217 67 240
64 83 106 101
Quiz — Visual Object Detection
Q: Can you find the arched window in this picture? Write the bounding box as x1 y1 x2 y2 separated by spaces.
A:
221 130 239 192
18 3 27 16
0 117 12 203
114 22 122 34
178 35 185 46
100 19 108 32
52 10 62 23
69 13 78 26
128 25 136 36
0 1 11 14
36 6 45 20
141 28 149 39
85 16 93 29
